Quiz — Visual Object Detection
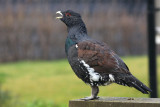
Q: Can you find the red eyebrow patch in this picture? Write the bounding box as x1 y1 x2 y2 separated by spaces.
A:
65 13 71 16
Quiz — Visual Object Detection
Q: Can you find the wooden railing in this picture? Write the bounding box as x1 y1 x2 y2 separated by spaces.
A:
69 97 160 107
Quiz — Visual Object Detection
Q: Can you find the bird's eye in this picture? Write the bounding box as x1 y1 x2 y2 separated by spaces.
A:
65 13 71 17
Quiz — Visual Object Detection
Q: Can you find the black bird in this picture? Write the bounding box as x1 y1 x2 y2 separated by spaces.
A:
56 10 152 100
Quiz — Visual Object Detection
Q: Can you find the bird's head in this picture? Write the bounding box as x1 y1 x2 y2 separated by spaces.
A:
56 10 83 28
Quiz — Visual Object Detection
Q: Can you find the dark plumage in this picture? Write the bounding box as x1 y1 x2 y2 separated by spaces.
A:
56 10 152 100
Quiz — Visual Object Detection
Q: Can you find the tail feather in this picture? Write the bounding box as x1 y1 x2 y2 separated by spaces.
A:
130 76 152 94
115 74 152 94
130 81 149 94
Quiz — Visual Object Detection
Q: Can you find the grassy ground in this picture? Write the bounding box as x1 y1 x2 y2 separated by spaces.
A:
0 56 159 107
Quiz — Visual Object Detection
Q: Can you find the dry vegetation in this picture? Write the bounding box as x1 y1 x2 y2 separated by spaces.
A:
0 1 149 62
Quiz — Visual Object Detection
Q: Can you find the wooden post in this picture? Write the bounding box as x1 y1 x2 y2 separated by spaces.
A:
69 97 160 107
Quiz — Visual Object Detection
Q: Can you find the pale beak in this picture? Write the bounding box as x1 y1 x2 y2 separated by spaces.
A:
56 11 63 19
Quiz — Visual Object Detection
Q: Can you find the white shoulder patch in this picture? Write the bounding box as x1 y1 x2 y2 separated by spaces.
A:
109 74 115 82
75 44 78 48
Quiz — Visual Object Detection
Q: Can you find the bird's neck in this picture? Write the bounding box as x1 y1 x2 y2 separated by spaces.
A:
67 22 88 41
65 23 89 55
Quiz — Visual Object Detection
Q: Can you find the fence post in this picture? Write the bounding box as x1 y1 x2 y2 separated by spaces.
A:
147 0 158 98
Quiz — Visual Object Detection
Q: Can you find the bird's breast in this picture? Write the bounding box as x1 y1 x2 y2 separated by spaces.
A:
67 45 115 86
65 38 76 55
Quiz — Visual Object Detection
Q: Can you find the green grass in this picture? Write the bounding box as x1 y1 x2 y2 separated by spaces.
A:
0 56 160 107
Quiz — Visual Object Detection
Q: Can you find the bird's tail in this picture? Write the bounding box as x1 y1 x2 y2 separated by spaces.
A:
115 74 152 94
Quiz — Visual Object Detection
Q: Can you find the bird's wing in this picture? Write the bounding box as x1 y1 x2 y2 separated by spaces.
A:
77 40 130 75
77 40 152 94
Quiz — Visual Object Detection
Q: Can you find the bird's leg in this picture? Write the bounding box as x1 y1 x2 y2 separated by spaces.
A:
81 85 99 101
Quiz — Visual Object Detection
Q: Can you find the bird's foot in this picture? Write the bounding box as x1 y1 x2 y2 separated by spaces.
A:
80 96 99 101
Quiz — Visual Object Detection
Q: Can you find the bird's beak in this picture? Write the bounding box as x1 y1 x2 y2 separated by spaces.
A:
56 11 63 19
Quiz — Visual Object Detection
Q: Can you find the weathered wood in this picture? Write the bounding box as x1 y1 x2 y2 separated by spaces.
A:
69 97 160 107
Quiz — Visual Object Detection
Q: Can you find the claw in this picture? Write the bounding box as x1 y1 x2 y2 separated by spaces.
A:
80 96 99 101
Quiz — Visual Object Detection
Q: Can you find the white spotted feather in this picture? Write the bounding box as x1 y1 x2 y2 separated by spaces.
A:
80 60 100 82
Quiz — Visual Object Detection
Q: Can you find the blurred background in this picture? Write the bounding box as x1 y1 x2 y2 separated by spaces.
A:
0 0 159 107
